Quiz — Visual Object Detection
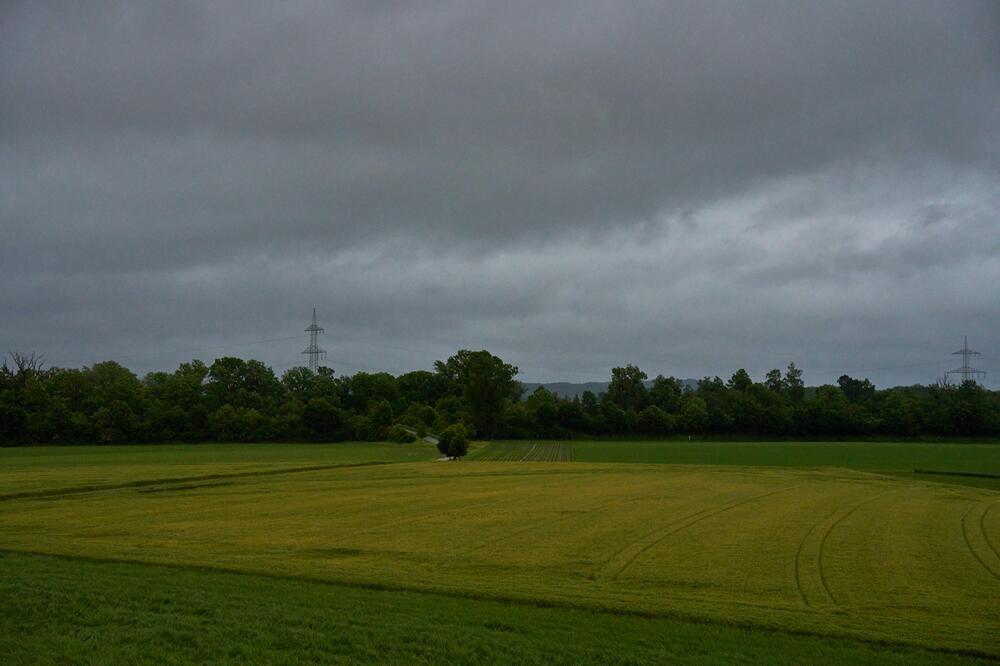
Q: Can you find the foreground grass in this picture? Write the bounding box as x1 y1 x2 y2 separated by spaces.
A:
1 551 991 665
2 461 997 656
0 442 438 496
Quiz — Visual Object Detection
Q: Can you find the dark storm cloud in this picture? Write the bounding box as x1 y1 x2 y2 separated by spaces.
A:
2 1 999 385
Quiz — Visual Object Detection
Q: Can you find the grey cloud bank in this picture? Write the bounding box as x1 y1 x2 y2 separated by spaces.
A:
2 1 999 386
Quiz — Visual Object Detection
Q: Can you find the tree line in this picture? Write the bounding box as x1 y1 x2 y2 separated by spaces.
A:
1 349 997 446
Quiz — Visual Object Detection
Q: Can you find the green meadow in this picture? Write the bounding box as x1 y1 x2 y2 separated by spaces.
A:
3 551 993 665
2 440 998 663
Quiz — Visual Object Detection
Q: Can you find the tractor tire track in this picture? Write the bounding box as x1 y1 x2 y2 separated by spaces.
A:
454 488 676 557
961 500 1000 583
0 461 392 503
598 485 801 582
794 491 889 609
980 500 999 562
793 505 841 608
816 491 891 606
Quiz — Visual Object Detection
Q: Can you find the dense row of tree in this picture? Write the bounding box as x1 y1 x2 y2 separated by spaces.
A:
1 350 998 446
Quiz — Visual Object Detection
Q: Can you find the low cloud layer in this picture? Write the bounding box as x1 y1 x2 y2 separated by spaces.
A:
3 1 999 386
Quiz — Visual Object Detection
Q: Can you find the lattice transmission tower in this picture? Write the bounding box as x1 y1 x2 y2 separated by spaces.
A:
946 336 985 385
302 308 326 372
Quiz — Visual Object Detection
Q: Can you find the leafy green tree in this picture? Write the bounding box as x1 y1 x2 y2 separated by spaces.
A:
343 372 399 413
639 405 675 436
399 403 437 428
649 375 683 412
727 369 753 392
436 427 454 457
953 381 988 436
447 429 469 458
89 361 144 413
144 400 188 442
679 396 709 433
350 415 378 441
207 358 283 411
302 398 343 440
239 408 270 442
557 398 586 431
368 399 395 436
272 400 306 440
880 390 920 436
785 363 805 402
499 402 536 439
397 370 449 407
764 368 785 393
526 387 560 435
281 366 318 402
93 400 139 444
796 386 863 435
209 404 240 441
606 365 649 411
434 350 520 438
728 391 763 433
437 424 469 459
49 367 95 414
837 375 876 402
0 394 26 442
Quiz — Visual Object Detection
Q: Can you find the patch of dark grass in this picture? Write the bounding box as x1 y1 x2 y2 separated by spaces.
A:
1 551 993 665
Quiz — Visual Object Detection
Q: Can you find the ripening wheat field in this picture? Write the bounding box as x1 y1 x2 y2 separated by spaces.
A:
1 451 998 658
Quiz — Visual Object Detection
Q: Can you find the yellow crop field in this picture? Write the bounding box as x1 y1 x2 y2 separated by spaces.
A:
1 461 998 656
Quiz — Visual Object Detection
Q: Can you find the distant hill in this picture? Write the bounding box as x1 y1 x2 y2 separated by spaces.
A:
521 379 700 400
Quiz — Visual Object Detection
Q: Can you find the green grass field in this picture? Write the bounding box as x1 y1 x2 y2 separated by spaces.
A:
468 441 573 461
2 551 992 665
1 441 998 663
472 440 1000 488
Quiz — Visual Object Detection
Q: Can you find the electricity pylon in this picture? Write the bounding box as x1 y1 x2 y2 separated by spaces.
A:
302 308 326 372
946 336 985 385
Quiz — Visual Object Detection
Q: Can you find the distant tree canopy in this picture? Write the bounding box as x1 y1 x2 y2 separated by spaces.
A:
433 350 521 439
1 350 998 446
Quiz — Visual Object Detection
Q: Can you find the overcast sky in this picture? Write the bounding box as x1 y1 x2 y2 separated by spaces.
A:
2 1 999 387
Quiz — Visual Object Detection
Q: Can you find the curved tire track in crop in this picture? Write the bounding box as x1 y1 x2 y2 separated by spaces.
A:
961 500 1000 583
454 488 673 557
815 491 891 606
598 485 800 582
793 492 889 609
793 506 841 608
980 500 1000 562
